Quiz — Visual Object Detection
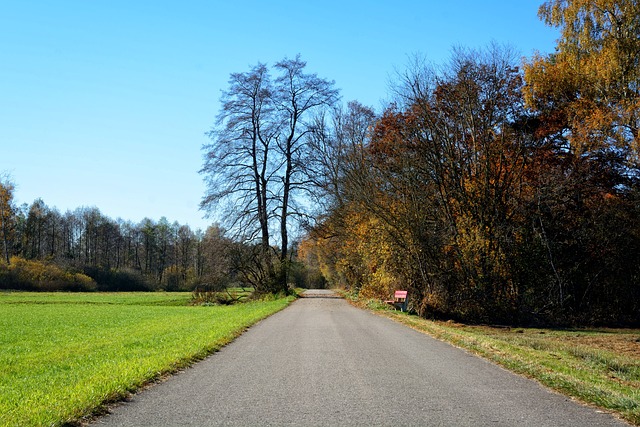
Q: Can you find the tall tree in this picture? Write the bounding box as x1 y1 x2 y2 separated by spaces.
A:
201 63 277 289
201 55 339 292
23 199 49 260
521 1 640 321
0 175 16 264
524 0 640 166
385 47 531 320
272 55 340 281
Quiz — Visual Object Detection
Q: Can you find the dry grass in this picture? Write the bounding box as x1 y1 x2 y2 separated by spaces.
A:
354 297 640 425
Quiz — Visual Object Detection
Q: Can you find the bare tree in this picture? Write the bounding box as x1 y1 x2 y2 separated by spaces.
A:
201 56 339 292
307 101 376 214
200 63 278 289
272 55 340 282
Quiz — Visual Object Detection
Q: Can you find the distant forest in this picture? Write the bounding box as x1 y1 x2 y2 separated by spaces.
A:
0 197 241 292
3 1 640 326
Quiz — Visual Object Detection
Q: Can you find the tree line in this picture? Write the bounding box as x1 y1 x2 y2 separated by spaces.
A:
201 0 640 325
0 183 242 291
294 1 640 325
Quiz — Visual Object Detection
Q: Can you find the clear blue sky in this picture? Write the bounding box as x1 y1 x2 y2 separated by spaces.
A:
1 1 559 231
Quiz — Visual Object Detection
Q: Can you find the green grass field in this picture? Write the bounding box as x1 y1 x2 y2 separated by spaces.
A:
0 291 295 427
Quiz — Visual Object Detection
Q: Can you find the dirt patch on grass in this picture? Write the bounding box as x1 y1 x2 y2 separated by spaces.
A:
469 325 640 359
556 333 640 359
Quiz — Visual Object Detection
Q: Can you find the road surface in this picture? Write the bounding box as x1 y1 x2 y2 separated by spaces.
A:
91 289 628 426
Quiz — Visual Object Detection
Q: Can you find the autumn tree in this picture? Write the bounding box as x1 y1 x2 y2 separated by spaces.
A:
520 0 640 322
524 0 640 166
342 46 532 320
301 101 376 286
303 47 524 316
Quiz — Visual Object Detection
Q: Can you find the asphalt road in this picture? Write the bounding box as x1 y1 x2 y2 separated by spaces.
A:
91 290 628 426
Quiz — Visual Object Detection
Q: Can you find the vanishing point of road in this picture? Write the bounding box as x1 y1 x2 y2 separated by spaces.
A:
91 289 629 427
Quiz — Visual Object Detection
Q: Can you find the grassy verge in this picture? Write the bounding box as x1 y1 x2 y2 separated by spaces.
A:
0 291 295 427
353 298 640 426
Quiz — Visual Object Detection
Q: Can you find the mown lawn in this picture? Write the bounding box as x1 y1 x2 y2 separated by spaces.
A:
0 291 295 427
371 305 640 426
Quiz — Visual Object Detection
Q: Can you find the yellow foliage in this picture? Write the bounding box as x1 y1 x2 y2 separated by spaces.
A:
528 0 640 163
0 256 96 291
358 266 402 300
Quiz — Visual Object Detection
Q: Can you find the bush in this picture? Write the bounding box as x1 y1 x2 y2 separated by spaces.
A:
0 257 97 291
